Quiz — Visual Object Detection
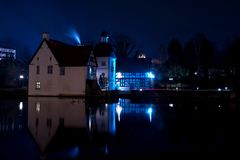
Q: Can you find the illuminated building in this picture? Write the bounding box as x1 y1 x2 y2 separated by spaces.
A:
0 47 16 61
94 31 116 90
28 33 97 96
116 57 154 90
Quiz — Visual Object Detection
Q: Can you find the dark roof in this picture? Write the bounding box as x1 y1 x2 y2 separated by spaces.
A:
47 40 93 66
100 31 109 37
117 58 152 72
93 42 116 58
30 39 94 67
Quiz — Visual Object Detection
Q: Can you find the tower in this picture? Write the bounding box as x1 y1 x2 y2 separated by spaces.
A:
100 31 109 43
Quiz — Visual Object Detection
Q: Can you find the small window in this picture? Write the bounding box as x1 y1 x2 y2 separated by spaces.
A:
37 57 39 61
48 65 53 74
60 67 65 75
101 61 106 66
50 57 52 61
36 81 41 89
36 66 40 74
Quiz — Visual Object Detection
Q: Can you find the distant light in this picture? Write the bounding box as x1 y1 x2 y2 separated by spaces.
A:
194 72 198 75
116 105 123 122
218 88 221 91
147 72 155 79
196 87 199 90
139 89 143 92
176 87 178 90
105 103 108 108
147 108 153 122
138 53 146 59
19 102 23 110
19 75 24 79
169 77 174 81
116 72 123 78
169 103 174 107
225 86 228 90
218 105 222 108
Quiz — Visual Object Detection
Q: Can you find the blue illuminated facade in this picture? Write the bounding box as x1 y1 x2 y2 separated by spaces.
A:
116 57 154 90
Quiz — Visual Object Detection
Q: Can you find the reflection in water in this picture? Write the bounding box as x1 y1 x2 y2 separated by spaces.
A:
0 97 238 159
28 97 117 158
0 100 24 133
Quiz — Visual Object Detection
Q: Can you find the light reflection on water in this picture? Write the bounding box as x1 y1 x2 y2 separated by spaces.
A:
0 97 238 159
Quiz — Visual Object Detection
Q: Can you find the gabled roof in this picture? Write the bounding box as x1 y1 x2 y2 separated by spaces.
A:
117 57 152 72
30 39 94 67
93 42 116 58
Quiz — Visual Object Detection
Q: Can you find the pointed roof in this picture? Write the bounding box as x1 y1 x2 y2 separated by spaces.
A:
100 30 109 37
30 39 94 67
94 42 116 58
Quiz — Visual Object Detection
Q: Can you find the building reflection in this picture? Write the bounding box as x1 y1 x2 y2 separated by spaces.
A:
0 100 24 133
28 97 116 156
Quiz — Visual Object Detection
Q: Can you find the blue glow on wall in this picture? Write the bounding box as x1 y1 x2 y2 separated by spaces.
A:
146 72 155 79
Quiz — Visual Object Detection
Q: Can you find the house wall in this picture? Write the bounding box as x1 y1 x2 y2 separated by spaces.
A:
58 66 87 96
28 41 88 96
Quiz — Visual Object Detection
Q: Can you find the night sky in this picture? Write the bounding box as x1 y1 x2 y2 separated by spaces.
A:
0 0 240 58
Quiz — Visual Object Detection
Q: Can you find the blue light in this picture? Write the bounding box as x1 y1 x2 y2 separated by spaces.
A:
147 72 155 79
147 107 153 122
68 28 81 45
68 146 79 158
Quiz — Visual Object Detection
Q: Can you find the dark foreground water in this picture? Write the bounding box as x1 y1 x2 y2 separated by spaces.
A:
0 97 238 159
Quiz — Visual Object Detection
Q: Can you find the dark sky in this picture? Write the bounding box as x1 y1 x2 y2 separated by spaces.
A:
0 0 240 59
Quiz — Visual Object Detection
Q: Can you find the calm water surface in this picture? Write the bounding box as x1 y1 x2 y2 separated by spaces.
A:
0 97 238 159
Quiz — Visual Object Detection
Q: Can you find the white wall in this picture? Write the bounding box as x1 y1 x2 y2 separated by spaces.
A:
96 56 116 90
96 57 109 80
28 41 88 96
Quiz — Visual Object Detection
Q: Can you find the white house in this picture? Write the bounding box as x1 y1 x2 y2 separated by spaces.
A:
94 31 116 90
28 33 97 96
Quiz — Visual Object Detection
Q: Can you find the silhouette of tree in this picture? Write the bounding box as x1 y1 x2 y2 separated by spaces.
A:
111 33 136 58
184 33 215 77
225 37 240 90
167 38 183 66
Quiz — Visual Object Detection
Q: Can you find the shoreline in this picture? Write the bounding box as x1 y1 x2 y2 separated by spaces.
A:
0 88 237 101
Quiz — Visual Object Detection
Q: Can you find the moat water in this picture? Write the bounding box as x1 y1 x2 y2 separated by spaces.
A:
0 97 238 159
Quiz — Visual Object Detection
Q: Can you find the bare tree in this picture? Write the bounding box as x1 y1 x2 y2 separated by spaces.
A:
110 33 136 58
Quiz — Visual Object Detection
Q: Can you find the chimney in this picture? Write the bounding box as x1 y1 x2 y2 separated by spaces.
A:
42 32 49 40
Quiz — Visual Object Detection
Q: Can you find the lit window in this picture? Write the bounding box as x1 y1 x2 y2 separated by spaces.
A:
36 65 40 74
60 67 65 75
48 65 53 74
101 61 106 66
36 102 40 112
36 81 41 89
